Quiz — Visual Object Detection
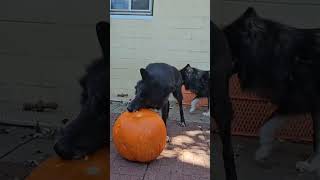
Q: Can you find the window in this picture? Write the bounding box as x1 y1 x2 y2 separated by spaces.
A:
110 0 154 16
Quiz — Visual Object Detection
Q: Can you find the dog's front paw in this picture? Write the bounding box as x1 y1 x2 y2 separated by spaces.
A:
296 161 312 172
166 136 171 143
202 111 210 117
296 154 320 172
255 145 272 161
178 121 186 127
189 107 196 113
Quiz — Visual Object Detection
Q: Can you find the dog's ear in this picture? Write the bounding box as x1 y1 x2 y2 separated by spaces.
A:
243 7 258 18
140 68 150 80
96 21 109 58
182 64 191 70
201 73 210 83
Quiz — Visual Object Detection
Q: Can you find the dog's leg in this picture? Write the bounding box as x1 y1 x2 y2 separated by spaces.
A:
173 89 186 127
212 71 236 180
211 20 237 180
203 108 210 117
255 113 289 161
214 101 237 180
161 101 169 126
296 111 320 175
190 98 200 113
203 96 210 117
161 101 170 142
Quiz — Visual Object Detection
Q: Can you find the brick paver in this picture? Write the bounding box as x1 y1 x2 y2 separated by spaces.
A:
212 136 316 180
0 125 55 179
0 100 315 179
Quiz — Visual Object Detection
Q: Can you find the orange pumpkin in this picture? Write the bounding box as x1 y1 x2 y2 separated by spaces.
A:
112 109 167 162
26 147 109 180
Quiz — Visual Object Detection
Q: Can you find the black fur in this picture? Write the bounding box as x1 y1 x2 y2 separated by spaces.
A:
211 21 237 180
127 63 186 127
216 7 320 179
180 64 210 115
224 7 320 113
54 21 109 160
180 64 210 99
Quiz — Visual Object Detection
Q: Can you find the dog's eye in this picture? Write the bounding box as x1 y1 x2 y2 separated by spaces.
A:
140 90 148 97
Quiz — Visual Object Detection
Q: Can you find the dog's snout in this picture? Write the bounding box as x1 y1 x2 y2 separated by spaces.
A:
127 102 135 112
54 141 74 160
127 106 134 112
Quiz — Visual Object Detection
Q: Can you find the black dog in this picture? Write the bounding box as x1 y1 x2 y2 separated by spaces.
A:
224 7 320 175
127 63 186 129
211 21 237 180
54 21 108 159
180 64 210 116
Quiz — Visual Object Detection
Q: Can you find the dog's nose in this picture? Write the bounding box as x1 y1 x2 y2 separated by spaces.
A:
127 105 134 112
54 141 74 160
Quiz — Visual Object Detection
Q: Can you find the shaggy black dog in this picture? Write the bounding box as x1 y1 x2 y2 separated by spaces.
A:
211 21 236 180
180 64 210 116
223 7 320 177
127 63 186 128
54 21 108 159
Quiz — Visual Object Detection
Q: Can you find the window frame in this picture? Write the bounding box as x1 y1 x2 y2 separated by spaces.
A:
110 0 154 16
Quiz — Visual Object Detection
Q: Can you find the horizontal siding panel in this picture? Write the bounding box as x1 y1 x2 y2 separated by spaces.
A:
162 40 208 52
0 0 107 24
111 47 145 60
0 22 102 58
0 53 87 112
0 1 106 114
110 0 210 100
110 69 139 80
0 54 90 86
155 0 209 17
166 17 209 29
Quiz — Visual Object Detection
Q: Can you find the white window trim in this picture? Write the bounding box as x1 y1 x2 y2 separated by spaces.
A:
111 15 153 20
110 0 154 16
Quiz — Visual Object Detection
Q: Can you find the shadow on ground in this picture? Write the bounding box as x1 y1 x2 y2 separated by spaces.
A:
212 135 318 180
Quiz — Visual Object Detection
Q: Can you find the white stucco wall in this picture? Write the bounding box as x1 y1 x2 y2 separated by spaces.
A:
111 0 210 101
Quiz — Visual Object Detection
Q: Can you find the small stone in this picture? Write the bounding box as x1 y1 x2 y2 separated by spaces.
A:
34 150 43 154
32 133 42 138
86 166 100 175
25 160 39 167
62 118 69 124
